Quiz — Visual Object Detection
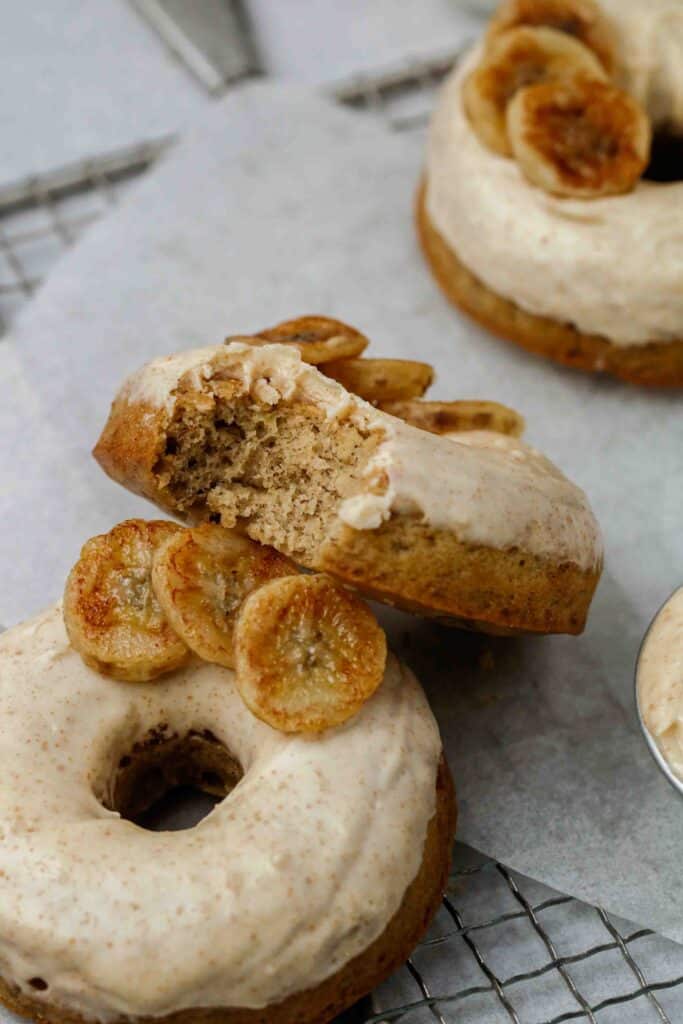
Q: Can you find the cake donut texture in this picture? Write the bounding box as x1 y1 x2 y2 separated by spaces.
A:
94 342 603 635
0 605 454 1024
420 1 683 386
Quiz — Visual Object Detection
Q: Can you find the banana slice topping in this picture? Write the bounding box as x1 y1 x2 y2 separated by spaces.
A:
487 0 617 75
228 315 369 365
322 358 434 405
152 524 297 669
64 519 190 682
508 75 651 197
464 25 608 155
234 575 387 734
381 399 525 437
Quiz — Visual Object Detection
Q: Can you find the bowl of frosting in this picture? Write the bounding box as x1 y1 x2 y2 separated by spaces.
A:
636 586 683 797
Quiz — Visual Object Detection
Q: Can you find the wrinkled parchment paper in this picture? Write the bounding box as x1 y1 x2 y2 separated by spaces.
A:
1 83 682 958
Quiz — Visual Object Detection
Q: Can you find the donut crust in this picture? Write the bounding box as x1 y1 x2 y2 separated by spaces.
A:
416 178 683 388
316 517 599 636
0 758 455 1024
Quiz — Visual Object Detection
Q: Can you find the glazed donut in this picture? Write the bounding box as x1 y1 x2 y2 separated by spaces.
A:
94 341 603 636
419 0 683 386
0 605 454 1024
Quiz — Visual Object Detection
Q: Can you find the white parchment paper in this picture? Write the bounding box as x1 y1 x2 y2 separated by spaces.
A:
1 82 682 952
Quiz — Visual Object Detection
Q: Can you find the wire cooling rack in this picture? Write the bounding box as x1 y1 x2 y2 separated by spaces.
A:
0 137 171 332
2 41 683 1024
368 845 683 1024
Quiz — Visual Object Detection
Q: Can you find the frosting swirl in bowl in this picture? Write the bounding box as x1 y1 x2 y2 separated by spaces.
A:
637 587 683 787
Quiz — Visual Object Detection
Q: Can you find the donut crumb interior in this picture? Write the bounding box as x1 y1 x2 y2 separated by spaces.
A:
155 389 384 561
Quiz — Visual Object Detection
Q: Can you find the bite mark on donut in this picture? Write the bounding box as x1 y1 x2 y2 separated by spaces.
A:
153 386 386 564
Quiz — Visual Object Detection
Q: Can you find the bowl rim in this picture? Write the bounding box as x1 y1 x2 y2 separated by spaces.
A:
635 585 683 798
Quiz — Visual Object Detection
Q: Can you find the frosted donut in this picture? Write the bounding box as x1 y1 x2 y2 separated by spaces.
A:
419 0 683 386
94 341 603 636
0 604 454 1024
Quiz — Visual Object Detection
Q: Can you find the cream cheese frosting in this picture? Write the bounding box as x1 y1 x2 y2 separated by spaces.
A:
123 342 603 572
600 0 683 135
637 587 683 781
0 604 441 1020
425 40 683 347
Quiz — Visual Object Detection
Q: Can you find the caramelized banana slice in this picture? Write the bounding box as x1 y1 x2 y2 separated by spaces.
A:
508 76 651 197
322 358 434 404
464 26 607 155
234 575 387 734
227 315 369 365
152 524 298 669
487 0 616 75
381 399 525 437
63 519 190 682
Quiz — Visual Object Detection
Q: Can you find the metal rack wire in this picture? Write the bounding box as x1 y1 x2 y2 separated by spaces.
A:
370 846 683 1023
0 137 171 332
2 45 682 1024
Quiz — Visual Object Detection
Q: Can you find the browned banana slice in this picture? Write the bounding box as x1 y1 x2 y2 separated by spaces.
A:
464 26 607 155
381 399 525 437
508 76 651 197
63 519 190 682
487 0 617 75
234 574 387 734
227 315 369 365
151 524 298 669
322 358 434 404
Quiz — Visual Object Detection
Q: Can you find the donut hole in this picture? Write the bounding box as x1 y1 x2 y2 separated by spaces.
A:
644 133 683 182
105 728 243 831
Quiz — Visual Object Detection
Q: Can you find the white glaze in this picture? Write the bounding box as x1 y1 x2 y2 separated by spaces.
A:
425 25 683 347
121 343 603 572
0 605 441 1020
637 587 683 780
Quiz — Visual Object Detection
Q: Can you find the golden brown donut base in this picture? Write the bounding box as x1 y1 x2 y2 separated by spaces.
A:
316 519 600 637
416 179 683 387
0 757 455 1024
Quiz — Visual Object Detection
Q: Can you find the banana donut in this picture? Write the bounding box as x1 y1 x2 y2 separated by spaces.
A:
0 605 454 1024
94 340 603 636
419 0 683 386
